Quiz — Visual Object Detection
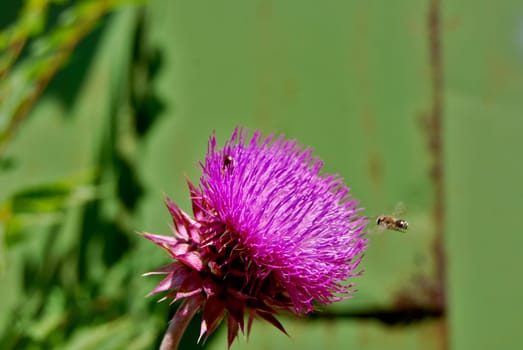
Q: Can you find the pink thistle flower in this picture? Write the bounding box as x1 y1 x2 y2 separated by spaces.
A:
143 128 367 348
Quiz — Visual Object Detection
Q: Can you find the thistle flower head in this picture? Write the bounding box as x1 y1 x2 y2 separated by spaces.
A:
143 128 367 347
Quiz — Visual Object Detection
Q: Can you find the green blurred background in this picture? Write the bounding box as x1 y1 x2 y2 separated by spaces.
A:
1 1 522 349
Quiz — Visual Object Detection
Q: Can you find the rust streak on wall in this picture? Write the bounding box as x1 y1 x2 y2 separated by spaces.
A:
427 0 449 349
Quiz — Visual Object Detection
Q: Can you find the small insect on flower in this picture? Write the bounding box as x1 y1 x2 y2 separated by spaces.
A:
222 154 234 175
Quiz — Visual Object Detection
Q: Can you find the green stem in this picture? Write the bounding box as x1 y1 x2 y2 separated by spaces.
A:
159 298 200 350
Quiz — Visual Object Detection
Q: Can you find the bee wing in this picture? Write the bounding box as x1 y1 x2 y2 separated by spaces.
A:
392 201 407 217
371 202 407 220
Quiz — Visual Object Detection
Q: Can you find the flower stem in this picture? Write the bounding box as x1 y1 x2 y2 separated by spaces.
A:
159 298 200 350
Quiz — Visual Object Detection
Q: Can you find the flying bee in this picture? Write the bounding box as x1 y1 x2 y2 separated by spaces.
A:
222 155 234 175
372 202 409 233
376 215 409 232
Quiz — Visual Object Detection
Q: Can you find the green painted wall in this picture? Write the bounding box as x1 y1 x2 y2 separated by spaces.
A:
1 0 521 349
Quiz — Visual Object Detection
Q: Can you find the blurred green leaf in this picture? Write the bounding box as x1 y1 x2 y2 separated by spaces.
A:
0 0 49 50
26 288 67 342
1 172 99 245
59 317 157 350
0 0 143 157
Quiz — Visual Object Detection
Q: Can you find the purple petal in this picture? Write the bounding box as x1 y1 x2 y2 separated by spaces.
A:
141 232 178 248
256 310 288 336
199 296 226 342
227 314 240 349
225 296 245 333
176 251 204 271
